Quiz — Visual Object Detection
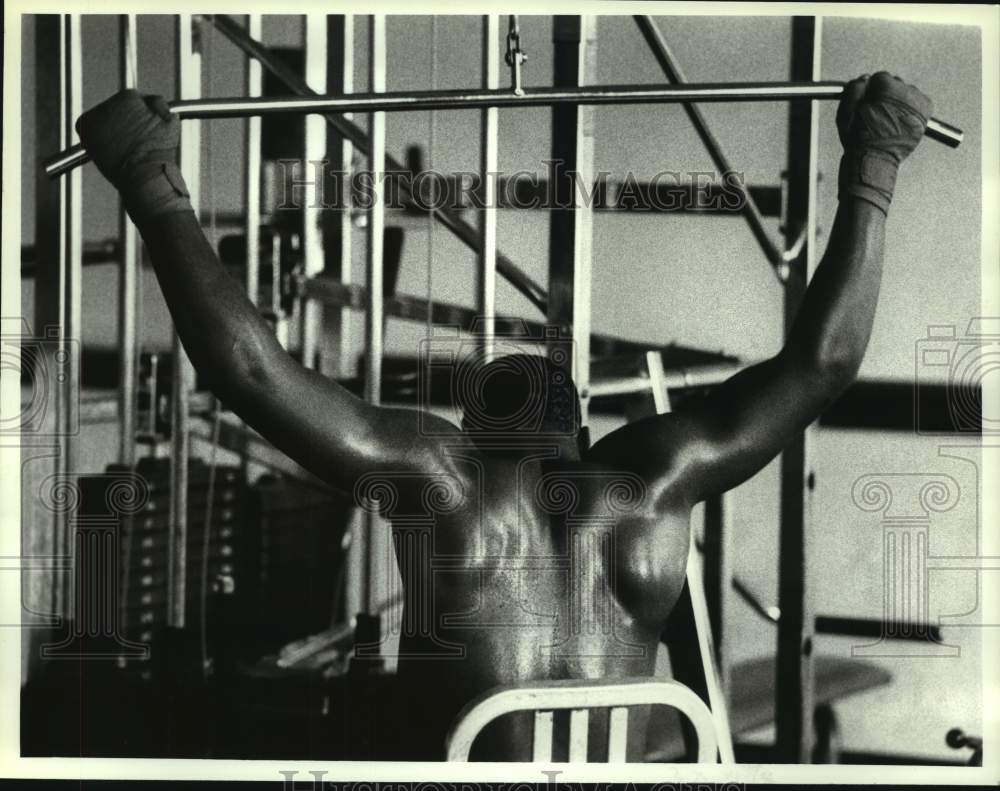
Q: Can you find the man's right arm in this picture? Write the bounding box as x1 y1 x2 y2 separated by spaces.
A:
77 91 467 493
137 211 464 491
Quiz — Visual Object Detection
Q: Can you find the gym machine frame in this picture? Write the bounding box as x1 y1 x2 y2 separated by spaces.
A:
36 12 964 763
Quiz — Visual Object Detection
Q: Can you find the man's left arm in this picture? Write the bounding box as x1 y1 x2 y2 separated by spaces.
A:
591 73 932 506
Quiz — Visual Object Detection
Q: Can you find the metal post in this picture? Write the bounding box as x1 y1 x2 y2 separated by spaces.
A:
684 538 736 762
32 16 66 355
703 492 734 704
547 16 595 424
270 230 282 315
32 15 63 631
118 14 139 469
644 352 735 762
301 14 327 370
365 16 385 409
359 14 387 618
324 14 354 378
327 14 358 621
60 14 83 621
572 18 596 428
239 13 265 502
245 14 262 307
478 15 499 362
32 15 80 621
169 15 201 630
776 14 821 763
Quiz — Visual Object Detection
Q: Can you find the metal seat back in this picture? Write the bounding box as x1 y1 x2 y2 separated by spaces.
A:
445 676 718 763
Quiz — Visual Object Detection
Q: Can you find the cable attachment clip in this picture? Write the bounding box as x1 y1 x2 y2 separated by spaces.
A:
505 15 527 96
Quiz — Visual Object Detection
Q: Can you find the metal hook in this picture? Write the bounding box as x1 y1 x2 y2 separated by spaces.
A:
505 15 527 96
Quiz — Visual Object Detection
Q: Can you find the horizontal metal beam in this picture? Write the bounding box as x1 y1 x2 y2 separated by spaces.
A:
820 378 981 433
814 615 943 643
74 391 323 485
724 561 945 643
588 361 742 398
45 80 962 177
21 238 121 272
301 273 531 335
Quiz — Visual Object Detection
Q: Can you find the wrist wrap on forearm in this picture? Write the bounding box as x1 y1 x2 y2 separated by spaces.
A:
118 160 193 226
837 148 899 215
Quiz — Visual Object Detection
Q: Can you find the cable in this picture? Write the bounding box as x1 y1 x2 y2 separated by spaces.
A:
199 399 222 679
206 21 218 250
426 16 437 396
199 19 221 681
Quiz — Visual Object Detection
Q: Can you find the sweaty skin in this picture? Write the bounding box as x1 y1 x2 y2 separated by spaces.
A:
80 73 929 761
134 199 884 760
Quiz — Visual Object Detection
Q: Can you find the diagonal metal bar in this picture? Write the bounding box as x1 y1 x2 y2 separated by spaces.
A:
204 13 549 315
633 15 786 280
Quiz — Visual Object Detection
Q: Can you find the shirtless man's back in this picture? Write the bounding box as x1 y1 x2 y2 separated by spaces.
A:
74 72 933 761
388 442 689 760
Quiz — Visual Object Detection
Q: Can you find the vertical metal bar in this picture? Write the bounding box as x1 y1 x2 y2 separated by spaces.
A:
270 231 287 348
532 710 554 762
648 353 734 762
547 16 595 423
776 14 821 764
60 14 83 621
118 14 139 469
685 538 735 762
145 354 158 435
42 14 84 622
323 15 360 620
568 708 589 762
244 14 262 307
301 13 327 370
703 491 733 704
478 15 499 362
266 235 287 347
365 15 385 408
572 17 596 426
607 706 629 762
33 15 63 365
33 14 65 630
169 14 201 629
361 13 387 617
324 14 354 379
660 582 710 760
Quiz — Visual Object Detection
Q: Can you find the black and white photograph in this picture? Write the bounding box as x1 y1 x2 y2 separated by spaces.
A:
1 2 997 786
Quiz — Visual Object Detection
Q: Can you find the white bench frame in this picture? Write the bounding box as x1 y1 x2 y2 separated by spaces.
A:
445 677 719 763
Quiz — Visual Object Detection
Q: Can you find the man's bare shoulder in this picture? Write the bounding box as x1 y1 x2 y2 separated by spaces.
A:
584 414 697 510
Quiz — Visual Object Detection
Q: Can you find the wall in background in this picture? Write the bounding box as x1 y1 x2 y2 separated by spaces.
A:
19 13 985 761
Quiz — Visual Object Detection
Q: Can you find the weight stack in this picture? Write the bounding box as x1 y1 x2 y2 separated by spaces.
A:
115 457 246 679
244 474 353 658
22 459 247 757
